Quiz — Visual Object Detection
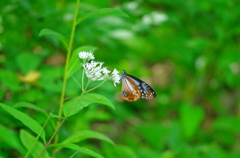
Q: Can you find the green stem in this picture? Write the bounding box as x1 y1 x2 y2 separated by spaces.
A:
38 93 84 158
25 111 52 158
70 151 80 158
52 0 81 157
84 79 91 91
84 80 107 93
82 69 85 91
38 80 107 157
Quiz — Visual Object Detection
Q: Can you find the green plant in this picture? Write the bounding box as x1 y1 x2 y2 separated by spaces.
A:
1 0 240 158
0 0 128 157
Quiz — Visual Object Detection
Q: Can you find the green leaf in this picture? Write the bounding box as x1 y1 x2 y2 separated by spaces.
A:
82 93 115 110
50 113 67 119
50 143 104 158
102 143 137 158
180 103 205 138
20 129 50 158
77 8 128 24
39 29 69 49
14 102 56 129
67 45 98 78
0 124 26 155
73 45 98 53
63 97 91 117
0 103 46 144
114 145 137 158
13 102 47 116
63 93 115 117
61 130 115 145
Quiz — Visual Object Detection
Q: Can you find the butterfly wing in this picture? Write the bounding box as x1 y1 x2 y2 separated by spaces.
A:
122 75 141 102
127 74 156 100
121 71 156 102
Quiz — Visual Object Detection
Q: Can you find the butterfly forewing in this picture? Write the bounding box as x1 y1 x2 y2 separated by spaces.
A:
122 76 141 102
121 71 156 102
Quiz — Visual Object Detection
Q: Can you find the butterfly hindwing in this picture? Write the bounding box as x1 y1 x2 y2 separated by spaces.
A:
121 71 156 102
138 80 156 100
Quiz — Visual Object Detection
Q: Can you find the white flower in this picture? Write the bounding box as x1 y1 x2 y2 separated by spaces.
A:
102 67 110 76
78 51 95 61
110 69 121 86
83 61 121 86
79 51 121 86
83 61 104 81
142 12 168 25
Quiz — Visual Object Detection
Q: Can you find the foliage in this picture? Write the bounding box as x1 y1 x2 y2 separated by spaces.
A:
1 0 240 158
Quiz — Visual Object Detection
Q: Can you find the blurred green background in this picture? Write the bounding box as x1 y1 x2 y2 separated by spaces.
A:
1 0 240 158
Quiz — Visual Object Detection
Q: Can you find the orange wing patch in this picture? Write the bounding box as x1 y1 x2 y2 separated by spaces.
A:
122 76 141 102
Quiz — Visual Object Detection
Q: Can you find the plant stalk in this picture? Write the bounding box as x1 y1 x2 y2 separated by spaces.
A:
38 93 84 158
25 112 52 158
52 0 81 157
84 80 107 93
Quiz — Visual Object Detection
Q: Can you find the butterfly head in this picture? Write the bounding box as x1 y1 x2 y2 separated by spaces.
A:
121 70 127 78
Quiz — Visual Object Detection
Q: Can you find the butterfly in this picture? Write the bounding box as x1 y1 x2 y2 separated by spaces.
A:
121 70 156 102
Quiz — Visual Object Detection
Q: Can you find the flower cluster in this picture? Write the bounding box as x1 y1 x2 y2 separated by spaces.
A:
78 51 94 61
78 51 121 86
111 69 121 86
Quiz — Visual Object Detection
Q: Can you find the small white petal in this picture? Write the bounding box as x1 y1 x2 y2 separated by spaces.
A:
78 51 95 61
83 61 112 81
110 69 121 86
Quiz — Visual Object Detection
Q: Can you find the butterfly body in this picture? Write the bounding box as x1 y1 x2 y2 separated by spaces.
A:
121 70 156 102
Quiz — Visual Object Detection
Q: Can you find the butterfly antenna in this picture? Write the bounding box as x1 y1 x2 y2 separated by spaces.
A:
115 61 125 71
